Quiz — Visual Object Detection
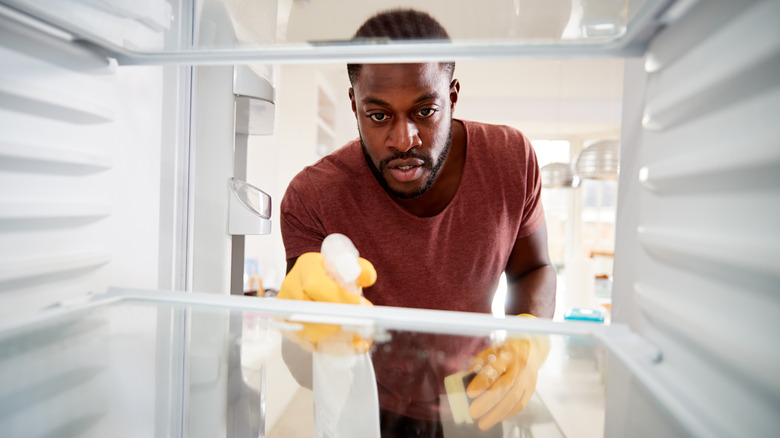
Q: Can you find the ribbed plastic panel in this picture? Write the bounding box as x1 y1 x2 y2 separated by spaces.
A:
0 12 163 323
610 1 780 437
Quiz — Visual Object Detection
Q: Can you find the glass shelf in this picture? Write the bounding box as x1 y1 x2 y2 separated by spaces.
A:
0 288 658 438
0 0 674 64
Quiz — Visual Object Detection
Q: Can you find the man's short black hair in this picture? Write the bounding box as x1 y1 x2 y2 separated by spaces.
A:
347 9 455 86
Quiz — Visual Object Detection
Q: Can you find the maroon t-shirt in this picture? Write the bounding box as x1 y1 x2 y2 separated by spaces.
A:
281 119 544 311
280 119 544 420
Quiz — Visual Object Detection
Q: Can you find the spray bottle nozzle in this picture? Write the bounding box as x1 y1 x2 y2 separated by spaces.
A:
321 233 362 296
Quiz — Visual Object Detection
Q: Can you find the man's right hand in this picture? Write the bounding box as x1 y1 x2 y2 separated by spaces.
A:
278 252 376 305
277 252 377 353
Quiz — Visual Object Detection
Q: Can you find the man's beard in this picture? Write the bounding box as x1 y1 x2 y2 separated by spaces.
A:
361 126 453 199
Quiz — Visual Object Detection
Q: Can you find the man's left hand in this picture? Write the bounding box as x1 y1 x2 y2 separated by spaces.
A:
466 317 550 431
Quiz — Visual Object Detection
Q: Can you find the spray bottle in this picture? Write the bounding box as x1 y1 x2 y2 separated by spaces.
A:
313 233 380 438
320 233 362 297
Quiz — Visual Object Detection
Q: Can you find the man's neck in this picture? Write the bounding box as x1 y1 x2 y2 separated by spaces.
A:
393 120 467 217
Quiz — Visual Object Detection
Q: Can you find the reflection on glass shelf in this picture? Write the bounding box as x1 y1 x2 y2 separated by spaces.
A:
0 291 614 438
0 0 671 62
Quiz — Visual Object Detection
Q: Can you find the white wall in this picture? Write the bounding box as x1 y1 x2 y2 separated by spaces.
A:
454 59 624 139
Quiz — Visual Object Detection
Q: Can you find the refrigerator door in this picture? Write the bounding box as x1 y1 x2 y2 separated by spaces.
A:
0 0 677 65
0 288 659 438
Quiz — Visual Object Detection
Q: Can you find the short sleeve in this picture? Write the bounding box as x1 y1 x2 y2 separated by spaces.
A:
516 134 545 238
280 177 327 260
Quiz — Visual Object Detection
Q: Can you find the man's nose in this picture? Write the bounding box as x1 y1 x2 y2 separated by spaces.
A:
388 119 421 152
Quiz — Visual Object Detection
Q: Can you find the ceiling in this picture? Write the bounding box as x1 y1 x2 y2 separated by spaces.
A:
284 0 626 142
315 58 624 142
454 58 624 140
283 0 644 43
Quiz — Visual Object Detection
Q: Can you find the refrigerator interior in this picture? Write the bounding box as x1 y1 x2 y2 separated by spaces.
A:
0 0 778 437
0 288 646 438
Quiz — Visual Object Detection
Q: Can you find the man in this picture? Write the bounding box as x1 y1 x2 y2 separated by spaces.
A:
278 9 556 437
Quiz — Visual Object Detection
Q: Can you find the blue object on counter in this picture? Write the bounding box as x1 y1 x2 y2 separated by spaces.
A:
564 307 605 323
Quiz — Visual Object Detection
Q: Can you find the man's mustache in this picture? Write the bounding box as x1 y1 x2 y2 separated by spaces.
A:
379 150 433 169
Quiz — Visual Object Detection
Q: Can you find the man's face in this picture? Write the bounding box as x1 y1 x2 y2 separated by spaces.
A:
350 63 458 199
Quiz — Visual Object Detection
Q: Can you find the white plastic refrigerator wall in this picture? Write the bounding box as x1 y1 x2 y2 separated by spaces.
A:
0 8 171 318
0 0 778 437
609 1 779 436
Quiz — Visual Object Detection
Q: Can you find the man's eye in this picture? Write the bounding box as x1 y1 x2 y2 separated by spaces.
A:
368 113 387 122
418 108 436 117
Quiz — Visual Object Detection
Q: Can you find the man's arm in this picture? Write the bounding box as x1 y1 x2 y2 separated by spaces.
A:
504 221 556 318
467 221 554 429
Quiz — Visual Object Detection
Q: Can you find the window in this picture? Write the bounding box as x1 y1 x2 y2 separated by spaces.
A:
532 140 571 167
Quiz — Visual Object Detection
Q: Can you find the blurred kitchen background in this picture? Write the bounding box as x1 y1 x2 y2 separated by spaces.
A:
243 0 624 322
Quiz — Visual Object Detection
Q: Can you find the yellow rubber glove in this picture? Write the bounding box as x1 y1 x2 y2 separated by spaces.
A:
277 252 377 354
466 314 551 431
284 321 374 355
278 252 376 305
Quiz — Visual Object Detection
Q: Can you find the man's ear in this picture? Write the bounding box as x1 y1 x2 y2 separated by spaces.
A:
449 78 460 112
349 87 357 115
